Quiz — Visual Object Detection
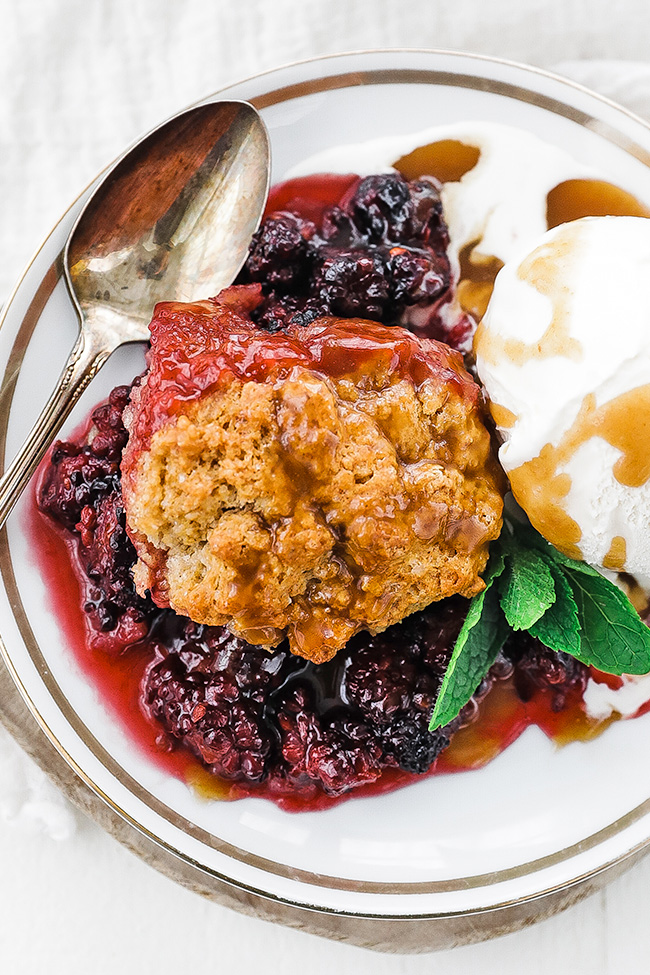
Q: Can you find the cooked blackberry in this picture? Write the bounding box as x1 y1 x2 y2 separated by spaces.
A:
240 172 454 341
387 246 448 307
343 174 448 248
39 447 119 533
39 385 130 531
245 212 316 291
141 597 513 792
39 385 155 640
310 249 390 319
142 608 459 793
252 293 327 332
343 600 465 773
81 494 153 636
145 623 295 782
386 717 449 774
346 173 415 242
276 685 384 795
506 633 589 711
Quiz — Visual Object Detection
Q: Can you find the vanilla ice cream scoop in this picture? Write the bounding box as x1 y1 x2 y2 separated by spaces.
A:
475 215 650 586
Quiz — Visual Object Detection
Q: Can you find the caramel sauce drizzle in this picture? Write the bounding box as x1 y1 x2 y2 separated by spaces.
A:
456 246 503 322
620 572 650 614
489 403 517 430
603 535 627 571
475 178 649 329
509 385 650 560
473 229 585 370
508 444 582 560
394 139 480 184
547 178 650 227
395 138 650 325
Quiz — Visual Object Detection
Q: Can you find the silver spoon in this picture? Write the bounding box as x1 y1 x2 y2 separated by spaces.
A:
0 100 270 527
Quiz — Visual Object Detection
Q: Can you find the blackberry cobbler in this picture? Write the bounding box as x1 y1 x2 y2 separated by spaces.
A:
36 171 592 808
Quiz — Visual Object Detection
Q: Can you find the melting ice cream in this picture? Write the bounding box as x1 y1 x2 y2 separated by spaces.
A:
475 215 650 587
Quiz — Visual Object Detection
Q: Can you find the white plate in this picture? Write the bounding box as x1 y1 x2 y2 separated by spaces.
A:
2 49 650 936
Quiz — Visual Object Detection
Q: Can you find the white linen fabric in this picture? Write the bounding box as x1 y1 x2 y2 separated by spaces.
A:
0 0 649 840
0 725 76 839
2 0 650 300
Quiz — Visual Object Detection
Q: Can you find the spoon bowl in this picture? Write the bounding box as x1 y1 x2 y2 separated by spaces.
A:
0 100 270 526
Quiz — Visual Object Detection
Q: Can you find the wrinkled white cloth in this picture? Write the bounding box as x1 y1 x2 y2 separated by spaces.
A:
1 0 650 840
1 0 650 300
556 59 650 118
0 726 75 839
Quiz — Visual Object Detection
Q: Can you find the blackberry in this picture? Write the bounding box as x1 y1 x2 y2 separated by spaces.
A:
39 445 120 533
505 632 589 711
252 293 327 332
142 602 477 793
39 385 130 530
343 599 465 773
387 246 448 307
39 385 154 641
319 175 446 247
89 385 131 458
311 249 390 320
80 493 154 638
408 178 449 247
276 684 383 795
244 212 316 291
386 717 449 774
346 173 414 243
144 623 295 782
237 172 453 343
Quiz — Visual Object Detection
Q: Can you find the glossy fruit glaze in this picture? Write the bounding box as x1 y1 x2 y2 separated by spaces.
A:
127 292 475 455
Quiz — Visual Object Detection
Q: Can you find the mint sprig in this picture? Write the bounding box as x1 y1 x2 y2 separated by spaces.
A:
429 521 650 732
498 541 556 630
430 551 508 729
529 565 581 657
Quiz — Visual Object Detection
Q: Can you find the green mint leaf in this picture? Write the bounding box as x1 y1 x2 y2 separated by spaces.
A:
485 546 507 583
563 568 650 675
516 523 600 579
539 544 602 578
498 544 556 630
428 513 650 732
429 551 508 731
529 564 581 656
519 521 650 672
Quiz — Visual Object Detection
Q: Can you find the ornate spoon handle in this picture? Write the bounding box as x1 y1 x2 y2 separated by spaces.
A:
0 325 115 528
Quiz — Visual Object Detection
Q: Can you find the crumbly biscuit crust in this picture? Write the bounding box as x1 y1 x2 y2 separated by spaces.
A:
123 307 503 662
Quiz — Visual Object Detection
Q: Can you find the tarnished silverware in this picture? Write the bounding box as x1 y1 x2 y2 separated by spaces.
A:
0 100 270 526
